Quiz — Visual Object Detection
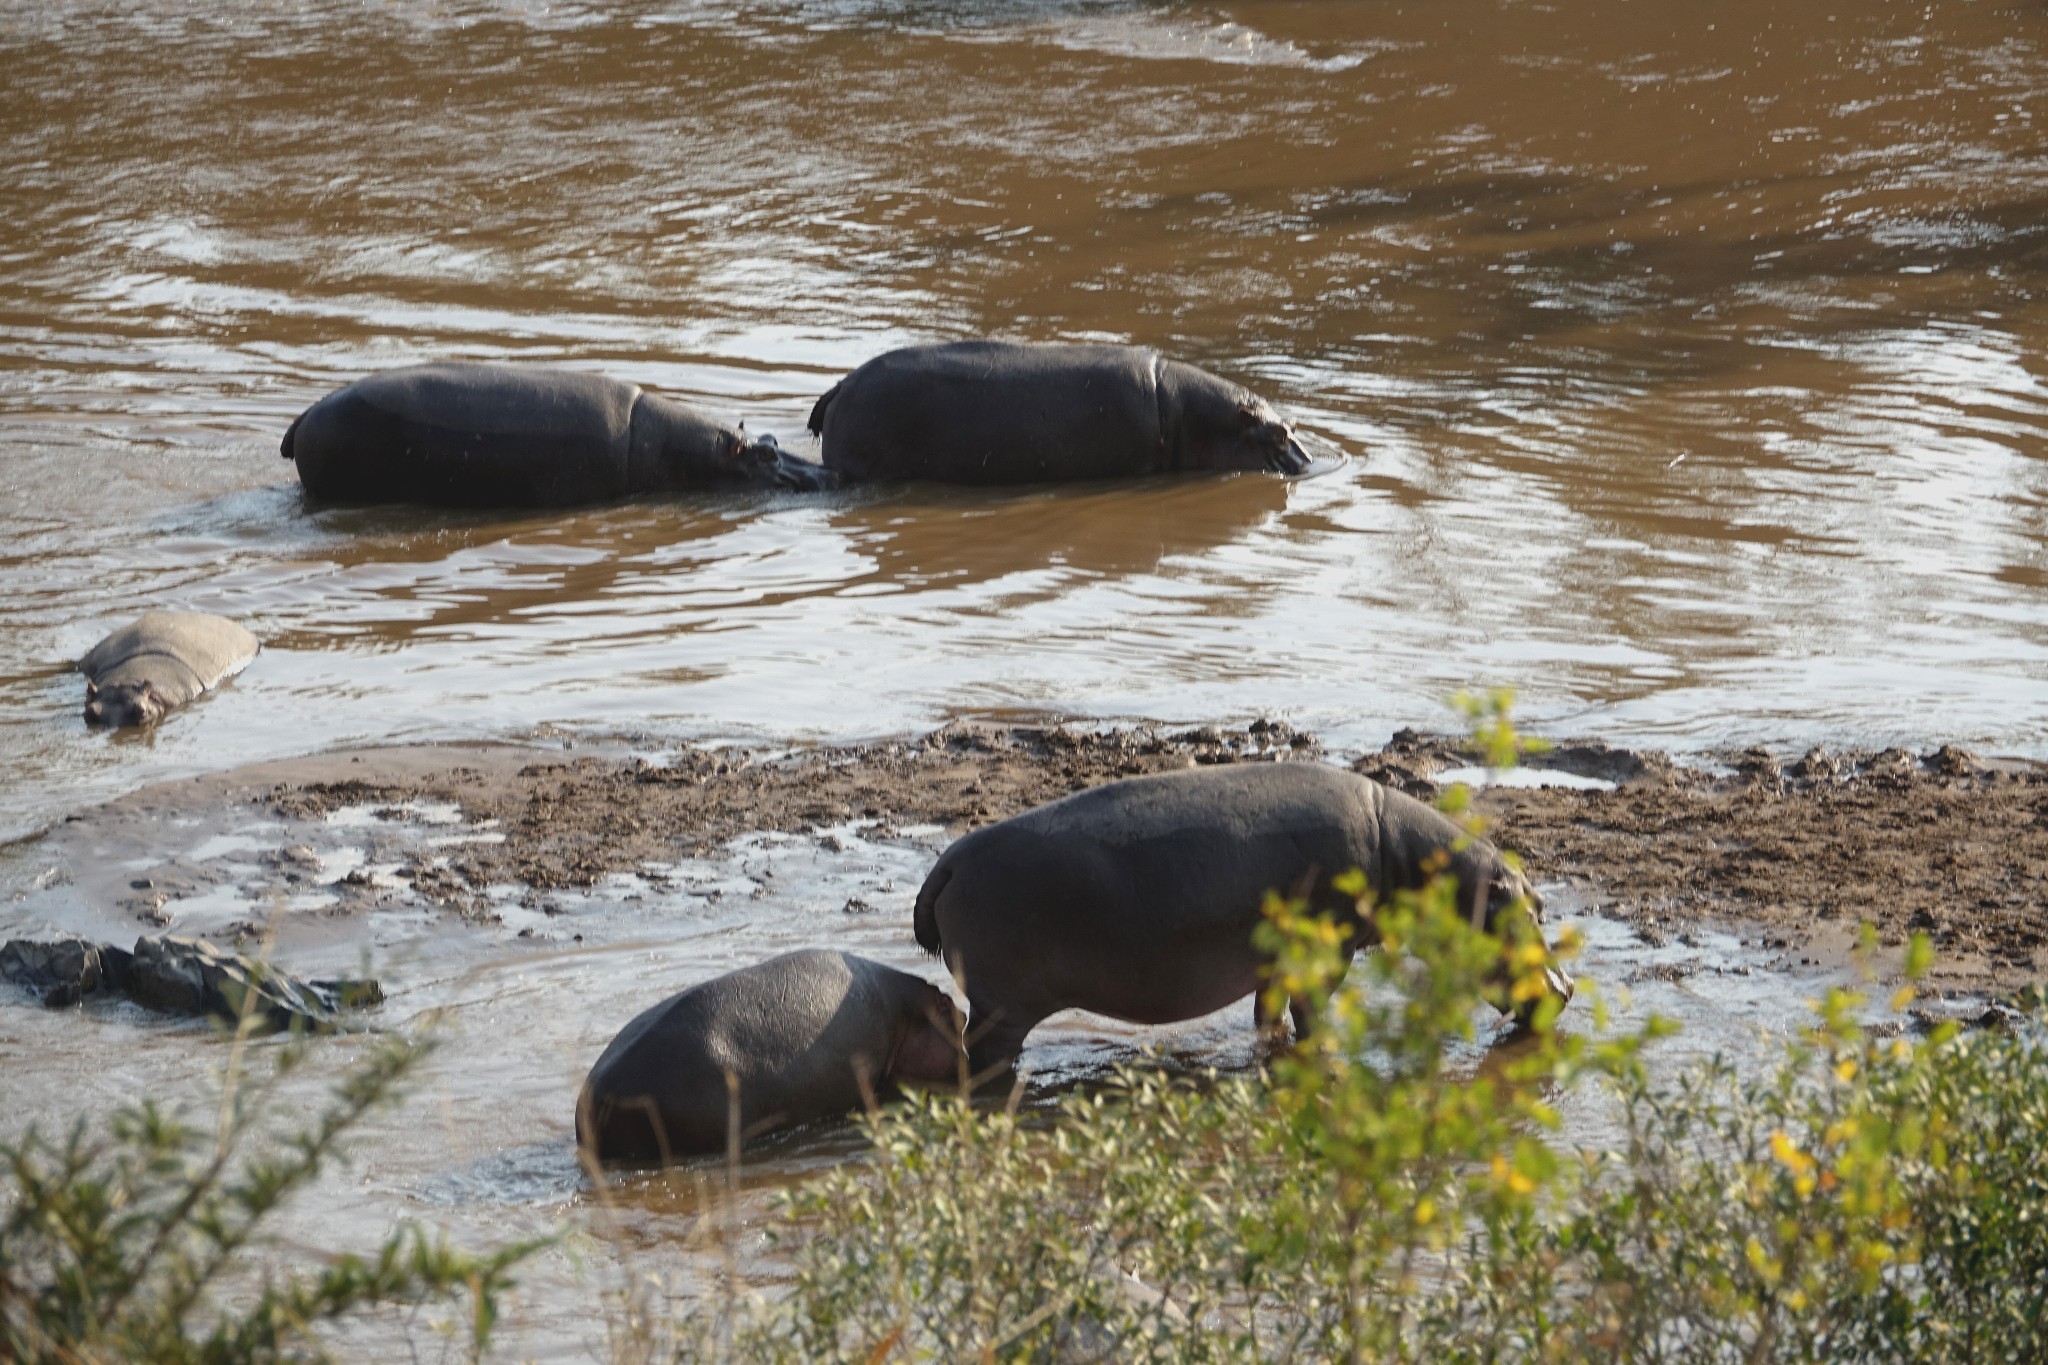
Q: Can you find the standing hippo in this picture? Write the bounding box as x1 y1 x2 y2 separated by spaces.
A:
913 764 1570 1074
577 950 963 1165
806 340 1313 484
79 612 260 728
281 362 832 507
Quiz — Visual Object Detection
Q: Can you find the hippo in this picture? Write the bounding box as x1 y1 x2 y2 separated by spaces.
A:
79 612 260 728
912 763 1571 1074
576 950 963 1165
806 340 1313 484
281 362 832 507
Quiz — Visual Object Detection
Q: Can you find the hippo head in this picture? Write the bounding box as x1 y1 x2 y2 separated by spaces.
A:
632 394 839 493
83 680 166 728
1454 844 1575 1024
1160 361 1312 476
887 979 966 1089
723 433 840 493
1441 839 1546 932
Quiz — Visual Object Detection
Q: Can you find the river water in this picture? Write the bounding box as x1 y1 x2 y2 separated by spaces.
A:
5 0 2048 840
2 0 2045 1353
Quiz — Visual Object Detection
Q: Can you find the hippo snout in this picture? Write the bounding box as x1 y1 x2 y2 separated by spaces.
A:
772 453 838 492
1273 433 1313 476
737 434 836 492
82 682 161 729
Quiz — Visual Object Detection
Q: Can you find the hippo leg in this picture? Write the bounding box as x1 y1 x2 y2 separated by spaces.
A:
962 1000 1040 1082
1252 988 1318 1042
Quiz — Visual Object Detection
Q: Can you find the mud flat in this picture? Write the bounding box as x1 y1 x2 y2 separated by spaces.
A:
12 720 2042 1001
3 722 2039 1355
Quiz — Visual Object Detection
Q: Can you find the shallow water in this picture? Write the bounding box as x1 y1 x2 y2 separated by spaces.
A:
0 784 1864 1357
3 0 2046 1352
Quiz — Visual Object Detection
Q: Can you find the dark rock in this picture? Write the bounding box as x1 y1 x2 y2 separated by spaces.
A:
124 936 371 1033
1 937 118 1007
1535 739 1680 789
1909 1001 2026 1034
1973 1002 2026 1032
309 976 384 1010
2 934 381 1034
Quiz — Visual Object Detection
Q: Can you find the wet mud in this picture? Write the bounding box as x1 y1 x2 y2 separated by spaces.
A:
22 722 2042 999
5 723 2035 1355
1360 731 2048 997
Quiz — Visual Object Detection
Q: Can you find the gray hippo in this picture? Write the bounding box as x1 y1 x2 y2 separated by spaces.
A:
281 362 832 507
912 763 1570 1074
806 340 1313 484
80 612 260 728
577 950 962 1165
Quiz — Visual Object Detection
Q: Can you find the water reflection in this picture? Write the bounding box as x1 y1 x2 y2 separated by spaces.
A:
0 3 2043 833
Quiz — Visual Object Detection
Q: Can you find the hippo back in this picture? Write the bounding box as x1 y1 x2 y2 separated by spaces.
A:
810 341 1165 484
917 764 1395 1026
578 949 914 1163
285 363 639 507
79 612 260 697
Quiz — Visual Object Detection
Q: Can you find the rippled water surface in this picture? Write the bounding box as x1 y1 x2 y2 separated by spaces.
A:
5 0 2048 837
3 0 2047 1351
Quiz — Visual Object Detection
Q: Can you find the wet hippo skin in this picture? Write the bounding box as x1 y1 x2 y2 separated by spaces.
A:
283 362 831 507
913 763 1569 1074
807 340 1313 485
79 611 260 728
577 949 962 1164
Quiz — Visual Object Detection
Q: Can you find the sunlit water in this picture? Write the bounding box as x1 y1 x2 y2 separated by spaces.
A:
3 0 2046 1353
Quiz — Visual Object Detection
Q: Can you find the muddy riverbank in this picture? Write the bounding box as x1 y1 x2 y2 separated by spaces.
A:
5 721 2037 1356
20 722 2042 999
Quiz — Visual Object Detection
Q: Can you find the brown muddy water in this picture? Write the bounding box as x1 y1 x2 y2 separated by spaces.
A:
3 0 2047 1354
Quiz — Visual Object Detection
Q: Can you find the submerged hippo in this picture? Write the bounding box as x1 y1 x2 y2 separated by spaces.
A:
577 950 962 1165
806 340 1313 484
79 612 260 728
913 763 1570 1074
282 362 831 507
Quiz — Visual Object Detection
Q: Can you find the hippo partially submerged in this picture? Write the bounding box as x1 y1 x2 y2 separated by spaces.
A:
912 763 1570 1074
282 362 831 507
807 340 1313 484
79 612 259 728
577 949 962 1165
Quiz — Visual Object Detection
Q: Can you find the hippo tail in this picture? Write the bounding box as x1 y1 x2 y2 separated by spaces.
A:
913 864 949 957
805 379 843 440
280 411 303 462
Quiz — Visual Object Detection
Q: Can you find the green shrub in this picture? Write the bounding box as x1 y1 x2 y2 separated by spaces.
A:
650 699 2048 1361
660 895 2047 1363
0 1027 540 1364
